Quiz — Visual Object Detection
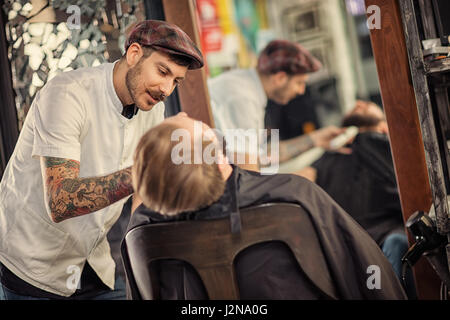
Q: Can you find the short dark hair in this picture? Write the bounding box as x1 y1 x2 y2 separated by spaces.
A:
257 40 321 76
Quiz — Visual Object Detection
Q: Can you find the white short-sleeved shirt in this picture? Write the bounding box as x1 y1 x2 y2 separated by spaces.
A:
0 62 164 296
208 68 267 156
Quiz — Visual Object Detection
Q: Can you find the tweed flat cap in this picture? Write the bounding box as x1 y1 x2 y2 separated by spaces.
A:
257 40 322 75
125 20 204 70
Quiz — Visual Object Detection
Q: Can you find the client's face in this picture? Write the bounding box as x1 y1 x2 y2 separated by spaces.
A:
163 113 228 166
164 112 218 143
349 100 384 121
342 100 386 129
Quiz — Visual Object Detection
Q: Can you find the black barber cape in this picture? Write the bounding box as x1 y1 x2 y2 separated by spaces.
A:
312 132 404 245
124 166 407 300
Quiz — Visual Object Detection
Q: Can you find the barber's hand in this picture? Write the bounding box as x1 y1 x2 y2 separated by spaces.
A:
308 126 345 149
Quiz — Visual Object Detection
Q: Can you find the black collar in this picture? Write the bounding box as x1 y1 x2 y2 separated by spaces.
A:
122 104 139 119
130 165 241 227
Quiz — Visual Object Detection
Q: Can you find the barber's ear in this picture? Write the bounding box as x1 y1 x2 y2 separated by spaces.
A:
272 71 289 86
126 43 144 67
216 151 229 166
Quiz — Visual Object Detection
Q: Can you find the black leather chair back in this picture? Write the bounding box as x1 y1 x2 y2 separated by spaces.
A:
122 203 338 299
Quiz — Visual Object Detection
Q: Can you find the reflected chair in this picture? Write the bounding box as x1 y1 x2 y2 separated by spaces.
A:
121 203 339 300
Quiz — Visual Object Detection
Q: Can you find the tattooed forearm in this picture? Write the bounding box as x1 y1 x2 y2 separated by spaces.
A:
278 135 315 162
41 157 133 223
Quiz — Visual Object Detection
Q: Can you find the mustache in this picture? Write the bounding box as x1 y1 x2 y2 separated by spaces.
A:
147 90 166 102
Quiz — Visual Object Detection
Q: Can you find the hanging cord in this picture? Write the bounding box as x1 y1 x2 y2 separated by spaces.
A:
400 236 427 296
228 170 241 234
400 260 413 295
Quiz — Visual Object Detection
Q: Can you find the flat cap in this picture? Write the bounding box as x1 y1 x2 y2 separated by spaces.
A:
125 20 204 70
257 40 321 75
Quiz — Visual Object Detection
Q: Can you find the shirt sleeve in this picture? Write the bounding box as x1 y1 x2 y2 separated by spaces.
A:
211 97 263 156
31 82 86 162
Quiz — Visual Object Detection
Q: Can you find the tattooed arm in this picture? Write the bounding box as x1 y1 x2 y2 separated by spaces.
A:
278 135 316 163
279 126 344 162
41 156 133 223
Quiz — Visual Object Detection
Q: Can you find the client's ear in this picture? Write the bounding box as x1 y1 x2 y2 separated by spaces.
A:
271 71 289 87
217 154 232 181
377 121 389 134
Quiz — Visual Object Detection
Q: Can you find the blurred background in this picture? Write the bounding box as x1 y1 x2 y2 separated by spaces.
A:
1 0 381 131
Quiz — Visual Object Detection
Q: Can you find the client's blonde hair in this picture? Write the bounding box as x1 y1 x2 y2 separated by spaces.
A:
132 122 226 216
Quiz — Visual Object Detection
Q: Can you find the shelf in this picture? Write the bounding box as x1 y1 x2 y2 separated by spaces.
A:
425 57 450 74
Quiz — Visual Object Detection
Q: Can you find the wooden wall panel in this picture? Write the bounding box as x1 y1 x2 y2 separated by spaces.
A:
162 0 215 127
365 0 441 299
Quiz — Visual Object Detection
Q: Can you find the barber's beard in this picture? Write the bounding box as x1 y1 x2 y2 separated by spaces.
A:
125 62 142 108
126 63 166 109
271 83 292 105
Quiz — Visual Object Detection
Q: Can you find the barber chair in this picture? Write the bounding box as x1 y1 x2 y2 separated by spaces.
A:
121 203 338 300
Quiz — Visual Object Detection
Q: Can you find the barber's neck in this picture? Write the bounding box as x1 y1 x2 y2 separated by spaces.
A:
113 59 133 106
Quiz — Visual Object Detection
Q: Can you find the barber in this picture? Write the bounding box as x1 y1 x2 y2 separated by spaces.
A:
0 20 203 300
208 40 344 171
